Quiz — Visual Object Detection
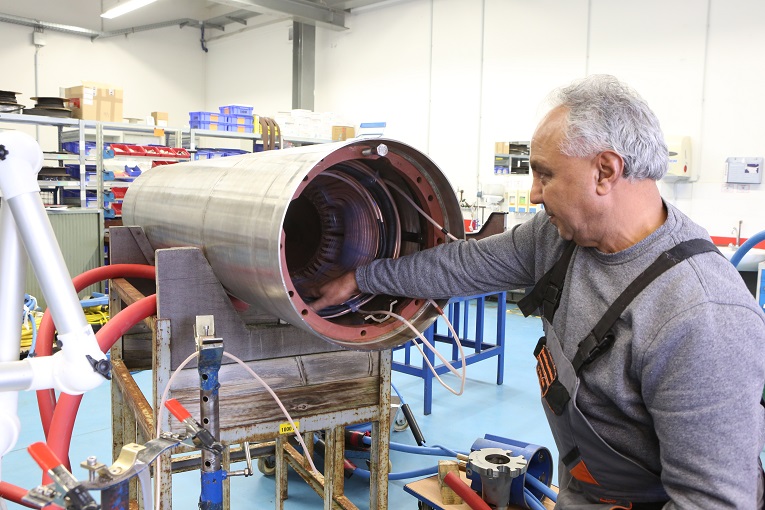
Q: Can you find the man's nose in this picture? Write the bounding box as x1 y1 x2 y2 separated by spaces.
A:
530 180 542 206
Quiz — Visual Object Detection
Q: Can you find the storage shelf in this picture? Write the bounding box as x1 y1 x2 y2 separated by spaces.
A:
43 152 95 162
38 180 134 189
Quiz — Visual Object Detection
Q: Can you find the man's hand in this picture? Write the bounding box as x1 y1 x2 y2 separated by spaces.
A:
309 271 360 312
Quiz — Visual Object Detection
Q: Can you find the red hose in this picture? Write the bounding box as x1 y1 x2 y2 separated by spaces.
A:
444 471 491 510
35 264 156 438
45 295 157 476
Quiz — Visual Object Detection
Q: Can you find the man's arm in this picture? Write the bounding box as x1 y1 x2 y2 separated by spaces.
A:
644 302 765 508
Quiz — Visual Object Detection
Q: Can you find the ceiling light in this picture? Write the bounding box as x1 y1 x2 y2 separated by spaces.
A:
101 0 158 19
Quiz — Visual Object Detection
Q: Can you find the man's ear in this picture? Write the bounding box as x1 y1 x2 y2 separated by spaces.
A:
595 150 624 195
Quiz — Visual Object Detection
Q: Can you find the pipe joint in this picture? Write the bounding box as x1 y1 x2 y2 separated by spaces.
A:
0 131 43 199
52 325 108 395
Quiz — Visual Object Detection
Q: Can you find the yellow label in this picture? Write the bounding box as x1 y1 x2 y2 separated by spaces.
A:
279 421 299 434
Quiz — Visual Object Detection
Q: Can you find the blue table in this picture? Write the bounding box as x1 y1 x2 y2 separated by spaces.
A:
392 292 507 415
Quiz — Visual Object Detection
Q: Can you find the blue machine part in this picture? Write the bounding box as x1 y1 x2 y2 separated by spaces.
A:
199 470 225 509
468 434 554 509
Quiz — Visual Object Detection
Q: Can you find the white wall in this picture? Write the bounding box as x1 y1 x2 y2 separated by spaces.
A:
0 11 207 149
323 0 765 240
204 20 293 116
2 0 764 240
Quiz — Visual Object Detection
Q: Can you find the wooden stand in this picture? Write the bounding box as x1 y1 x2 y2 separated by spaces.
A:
108 226 391 509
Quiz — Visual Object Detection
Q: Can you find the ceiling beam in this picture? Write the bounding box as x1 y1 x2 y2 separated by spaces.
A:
0 12 100 38
211 0 347 30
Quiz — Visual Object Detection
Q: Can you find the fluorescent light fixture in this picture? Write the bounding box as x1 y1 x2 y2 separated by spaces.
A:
101 0 158 19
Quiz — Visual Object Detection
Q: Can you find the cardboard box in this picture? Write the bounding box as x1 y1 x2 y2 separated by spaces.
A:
495 141 510 154
151 111 168 127
63 82 123 122
331 125 355 141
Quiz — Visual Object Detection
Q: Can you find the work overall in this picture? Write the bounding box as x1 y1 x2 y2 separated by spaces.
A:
518 239 720 510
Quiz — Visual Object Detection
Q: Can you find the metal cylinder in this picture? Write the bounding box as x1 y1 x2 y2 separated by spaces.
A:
123 138 463 350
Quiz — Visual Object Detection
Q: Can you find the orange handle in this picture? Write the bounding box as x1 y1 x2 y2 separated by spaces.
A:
28 442 62 472
165 398 192 422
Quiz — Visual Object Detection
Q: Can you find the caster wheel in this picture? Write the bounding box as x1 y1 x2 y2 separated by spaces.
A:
257 456 276 476
393 410 409 432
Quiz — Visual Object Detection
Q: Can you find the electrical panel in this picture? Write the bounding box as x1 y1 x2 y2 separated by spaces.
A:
726 157 763 184
664 136 691 181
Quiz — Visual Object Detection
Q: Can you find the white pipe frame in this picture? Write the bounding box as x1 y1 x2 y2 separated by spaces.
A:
0 131 108 465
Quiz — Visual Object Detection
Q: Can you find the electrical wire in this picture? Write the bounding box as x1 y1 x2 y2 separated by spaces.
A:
383 179 460 242
361 301 467 396
153 350 320 510
221 350 318 474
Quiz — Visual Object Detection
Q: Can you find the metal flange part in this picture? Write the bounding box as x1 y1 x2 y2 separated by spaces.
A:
466 448 527 510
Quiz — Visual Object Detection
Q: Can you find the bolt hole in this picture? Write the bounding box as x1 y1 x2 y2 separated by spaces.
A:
203 418 209 425
415 299 421 306
201 374 208 380
360 330 367 336
205 461 211 468
301 309 309 316
427 195 434 202
288 290 294 297
437 238 444 244
203 396 209 402
416 176 422 183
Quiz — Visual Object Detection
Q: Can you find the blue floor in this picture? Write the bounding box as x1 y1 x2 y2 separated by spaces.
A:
3 303 553 509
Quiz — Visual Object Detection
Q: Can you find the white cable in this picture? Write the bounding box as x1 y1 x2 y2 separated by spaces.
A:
362 304 466 396
383 180 460 242
153 349 321 510
154 350 198 510
221 350 318 474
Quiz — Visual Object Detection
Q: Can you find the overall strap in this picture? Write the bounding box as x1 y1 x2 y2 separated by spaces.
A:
571 238 721 374
518 241 576 322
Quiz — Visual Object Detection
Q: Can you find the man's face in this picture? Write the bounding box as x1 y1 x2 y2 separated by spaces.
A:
529 107 602 246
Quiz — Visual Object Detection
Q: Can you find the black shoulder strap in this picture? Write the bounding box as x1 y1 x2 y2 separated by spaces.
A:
571 239 722 374
518 241 576 322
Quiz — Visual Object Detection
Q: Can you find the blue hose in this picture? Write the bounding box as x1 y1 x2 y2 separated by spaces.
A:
730 230 765 268
352 464 437 481
523 487 547 510
525 473 557 503
391 382 405 405
360 435 467 456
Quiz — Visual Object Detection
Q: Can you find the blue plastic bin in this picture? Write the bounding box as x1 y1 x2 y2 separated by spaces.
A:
189 111 221 123
219 105 253 116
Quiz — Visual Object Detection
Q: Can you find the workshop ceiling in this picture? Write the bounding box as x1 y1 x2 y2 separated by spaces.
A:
0 0 400 39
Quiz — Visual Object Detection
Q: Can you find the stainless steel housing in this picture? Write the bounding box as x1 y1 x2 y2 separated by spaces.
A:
122 138 463 350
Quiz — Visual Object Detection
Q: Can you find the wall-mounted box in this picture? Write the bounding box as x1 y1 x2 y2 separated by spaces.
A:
664 136 691 181
726 157 763 184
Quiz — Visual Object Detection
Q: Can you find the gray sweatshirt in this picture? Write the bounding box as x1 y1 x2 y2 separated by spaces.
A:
357 203 765 508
